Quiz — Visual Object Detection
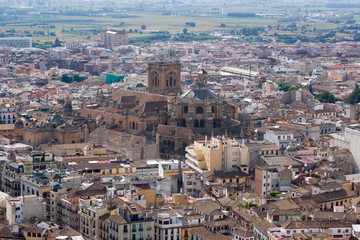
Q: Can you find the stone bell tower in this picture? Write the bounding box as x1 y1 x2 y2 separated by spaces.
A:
148 61 181 96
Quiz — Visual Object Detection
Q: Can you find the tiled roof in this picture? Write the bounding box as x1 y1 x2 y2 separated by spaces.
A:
111 88 168 105
130 101 167 114
189 228 232 240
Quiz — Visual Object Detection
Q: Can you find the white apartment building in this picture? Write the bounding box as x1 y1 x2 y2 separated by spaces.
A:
331 124 360 172
6 195 45 225
0 37 32 48
154 213 182 240
265 128 294 151
267 220 352 240
182 171 202 197
0 103 16 124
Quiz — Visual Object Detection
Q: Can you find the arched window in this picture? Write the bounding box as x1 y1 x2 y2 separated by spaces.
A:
132 122 135 130
152 71 159 86
200 119 204 127
154 76 158 86
194 119 199 127
195 106 203 114
182 119 186 127
184 106 188 113
211 106 215 113
168 72 176 88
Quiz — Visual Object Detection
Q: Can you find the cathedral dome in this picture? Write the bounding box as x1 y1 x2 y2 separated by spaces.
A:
48 112 66 125
179 79 218 101
14 119 23 129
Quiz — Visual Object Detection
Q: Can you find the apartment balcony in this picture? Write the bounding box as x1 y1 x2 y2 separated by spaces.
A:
185 154 206 169
185 160 206 175
185 148 204 160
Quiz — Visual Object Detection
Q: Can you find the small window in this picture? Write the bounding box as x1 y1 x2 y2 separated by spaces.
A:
184 106 188 113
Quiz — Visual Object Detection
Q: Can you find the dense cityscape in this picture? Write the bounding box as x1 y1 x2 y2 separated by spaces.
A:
0 0 360 240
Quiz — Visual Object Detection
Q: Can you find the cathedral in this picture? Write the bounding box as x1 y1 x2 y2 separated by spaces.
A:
107 61 246 156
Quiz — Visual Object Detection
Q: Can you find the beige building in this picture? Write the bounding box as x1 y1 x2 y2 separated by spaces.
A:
101 30 128 48
79 198 108 239
185 136 249 177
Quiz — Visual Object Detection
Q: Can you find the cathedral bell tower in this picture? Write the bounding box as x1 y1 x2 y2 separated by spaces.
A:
148 61 181 96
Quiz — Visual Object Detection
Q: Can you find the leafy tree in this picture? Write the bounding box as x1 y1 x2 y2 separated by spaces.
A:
238 201 258 209
183 28 188 34
72 74 81 82
270 191 279 197
141 25 146 30
309 84 313 94
185 22 196 27
348 84 360 105
61 74 72 83
276 82 301 92
316 91 335 103
53 38 61 47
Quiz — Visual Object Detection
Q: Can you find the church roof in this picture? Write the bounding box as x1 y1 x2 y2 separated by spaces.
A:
48 112 66 125
180 79 218 101
14 119 23 129
130 101 167 114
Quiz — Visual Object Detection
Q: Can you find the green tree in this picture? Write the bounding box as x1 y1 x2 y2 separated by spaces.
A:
238 201 258 209
309 84 313 94
141 25 146 30
276 82 301 92
72 74 81 82
270 191 279 197
61 74 72 83
316 91 335 103
348 84 360 105
54 38 61 47
183 28 188 34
